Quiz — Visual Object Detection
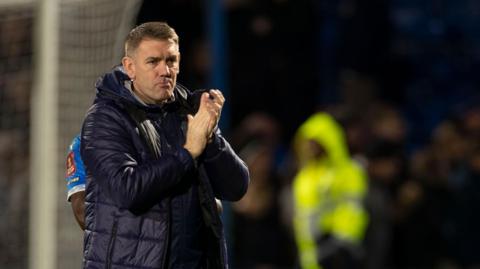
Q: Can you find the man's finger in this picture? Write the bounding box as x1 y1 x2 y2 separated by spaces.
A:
209 90 224 103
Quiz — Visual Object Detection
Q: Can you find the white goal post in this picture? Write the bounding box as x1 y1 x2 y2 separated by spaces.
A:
30 0 59 268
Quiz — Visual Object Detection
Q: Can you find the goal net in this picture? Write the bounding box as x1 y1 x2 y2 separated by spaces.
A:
0 0 142 268
0 3 34 269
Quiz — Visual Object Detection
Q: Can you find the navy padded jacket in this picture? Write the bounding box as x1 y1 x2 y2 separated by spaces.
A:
80 66 249 269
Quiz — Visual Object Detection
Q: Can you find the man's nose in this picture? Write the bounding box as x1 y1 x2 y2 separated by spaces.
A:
156 61 171 76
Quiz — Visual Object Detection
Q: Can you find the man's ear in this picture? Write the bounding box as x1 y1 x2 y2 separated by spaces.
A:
122 56 136 80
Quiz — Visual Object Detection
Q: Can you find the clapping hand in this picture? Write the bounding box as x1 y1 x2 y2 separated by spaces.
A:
183 89 224 158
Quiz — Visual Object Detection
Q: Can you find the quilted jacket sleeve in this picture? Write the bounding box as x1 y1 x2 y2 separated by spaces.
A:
81 102 195 213
201 129 250 201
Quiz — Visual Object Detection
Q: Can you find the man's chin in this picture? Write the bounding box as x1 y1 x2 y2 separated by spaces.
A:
156 90 174 103
166 89 175 99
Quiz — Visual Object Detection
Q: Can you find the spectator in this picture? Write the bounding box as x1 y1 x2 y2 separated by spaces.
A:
291 112 368 269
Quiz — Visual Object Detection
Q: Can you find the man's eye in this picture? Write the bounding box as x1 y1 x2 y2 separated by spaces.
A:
147 59 159 65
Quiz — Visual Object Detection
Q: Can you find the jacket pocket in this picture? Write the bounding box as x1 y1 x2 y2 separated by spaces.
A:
105 217 119 269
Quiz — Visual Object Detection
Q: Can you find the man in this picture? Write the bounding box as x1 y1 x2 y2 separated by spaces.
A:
80 22 249 269
65 134 86 230
292 112 368 269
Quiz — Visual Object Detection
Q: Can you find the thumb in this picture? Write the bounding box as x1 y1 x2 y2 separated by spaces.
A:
199 92 210 110
187 114 194 122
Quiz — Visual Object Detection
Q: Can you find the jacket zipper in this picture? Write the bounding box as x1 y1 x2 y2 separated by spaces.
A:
106 218 118 269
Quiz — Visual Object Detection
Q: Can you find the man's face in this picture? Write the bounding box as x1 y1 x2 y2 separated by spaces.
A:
123 38 180 104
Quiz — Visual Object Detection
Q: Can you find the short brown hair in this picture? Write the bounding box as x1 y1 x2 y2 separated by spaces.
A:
124 22 179 56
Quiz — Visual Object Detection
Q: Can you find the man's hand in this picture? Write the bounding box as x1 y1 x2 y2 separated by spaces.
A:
184 90 224 158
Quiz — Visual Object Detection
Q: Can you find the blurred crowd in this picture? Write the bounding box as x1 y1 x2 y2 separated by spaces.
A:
218 0 480 268
1 0 480 268
226 102 480 268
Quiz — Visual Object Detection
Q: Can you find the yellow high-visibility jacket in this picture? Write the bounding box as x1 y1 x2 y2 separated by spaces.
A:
292 113 368 269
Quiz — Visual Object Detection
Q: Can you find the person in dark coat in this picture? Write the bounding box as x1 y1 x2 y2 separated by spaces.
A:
80 21 249 269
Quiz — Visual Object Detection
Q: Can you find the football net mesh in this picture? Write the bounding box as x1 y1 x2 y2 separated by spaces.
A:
0 4 34 269
0 0 142 268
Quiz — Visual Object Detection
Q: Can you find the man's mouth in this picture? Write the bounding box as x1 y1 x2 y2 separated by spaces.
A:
157 78 172 88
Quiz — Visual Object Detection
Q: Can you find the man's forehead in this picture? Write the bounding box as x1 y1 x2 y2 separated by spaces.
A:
131 39 178 58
